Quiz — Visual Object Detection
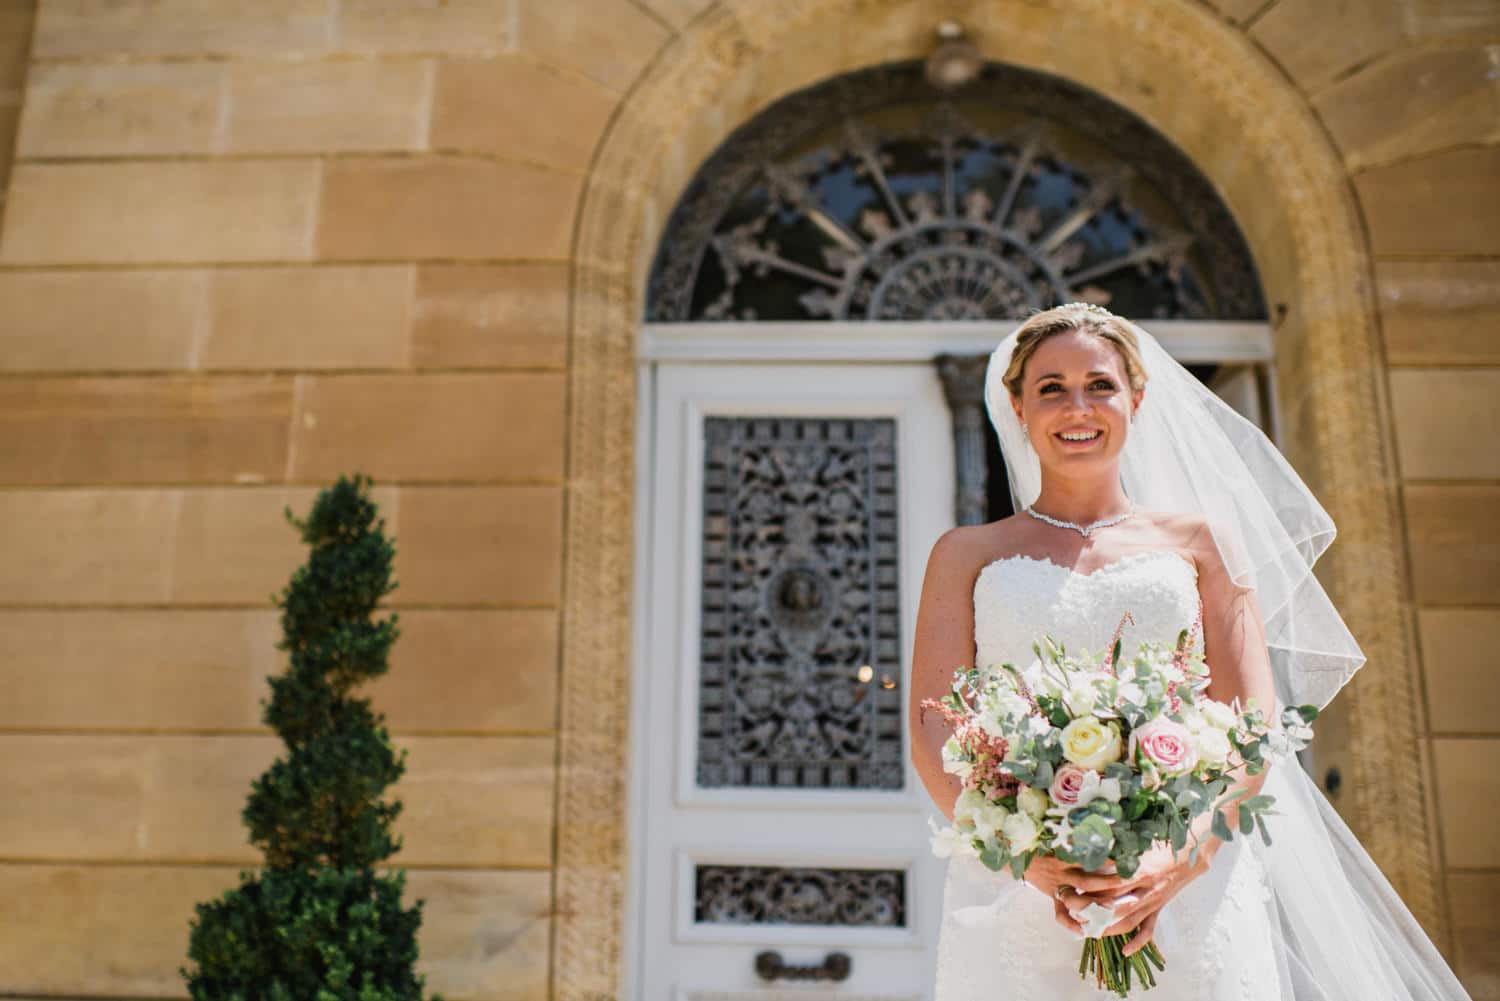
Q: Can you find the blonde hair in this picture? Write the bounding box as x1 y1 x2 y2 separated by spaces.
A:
1000 303 1149 399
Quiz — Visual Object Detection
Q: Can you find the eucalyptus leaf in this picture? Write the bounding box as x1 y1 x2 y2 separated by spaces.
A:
1169 814 1187 851
1002 762 1036 784
1034 760 1054 788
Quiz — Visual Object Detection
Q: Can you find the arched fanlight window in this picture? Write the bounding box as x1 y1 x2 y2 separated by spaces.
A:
647 62 1265 324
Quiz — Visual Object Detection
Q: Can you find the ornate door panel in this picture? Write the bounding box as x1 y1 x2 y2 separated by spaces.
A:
631 363 953 999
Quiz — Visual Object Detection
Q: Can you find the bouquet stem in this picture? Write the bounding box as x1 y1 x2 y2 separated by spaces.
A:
1080 935 1165 996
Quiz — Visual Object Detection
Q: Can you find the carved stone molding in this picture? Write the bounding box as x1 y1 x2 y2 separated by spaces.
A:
557 1 1440 996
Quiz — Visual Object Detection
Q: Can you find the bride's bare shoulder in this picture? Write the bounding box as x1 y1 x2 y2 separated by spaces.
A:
1124 507 1203 537
925 515 1030 577
1130 507 1229 575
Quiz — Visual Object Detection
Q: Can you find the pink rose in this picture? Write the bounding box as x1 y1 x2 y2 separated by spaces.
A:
1049 764 1090 808
1129 718 1199 776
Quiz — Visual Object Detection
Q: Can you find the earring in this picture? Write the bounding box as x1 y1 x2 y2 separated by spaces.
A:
1021 421 1031 448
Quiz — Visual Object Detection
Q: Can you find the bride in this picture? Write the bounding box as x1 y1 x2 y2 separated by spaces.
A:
908 303 1471 1000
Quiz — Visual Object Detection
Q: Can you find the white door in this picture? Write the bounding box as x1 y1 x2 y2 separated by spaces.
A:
629 362 955 1000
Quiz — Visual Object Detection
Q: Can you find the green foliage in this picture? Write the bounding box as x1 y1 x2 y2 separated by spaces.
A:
183 475 440 1001
183 868 426 1001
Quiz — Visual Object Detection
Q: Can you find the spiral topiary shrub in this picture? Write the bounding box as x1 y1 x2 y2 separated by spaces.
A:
182 474 441 1001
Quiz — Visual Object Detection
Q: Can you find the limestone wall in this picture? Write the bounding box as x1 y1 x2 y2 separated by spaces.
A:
0 0 649 996
0 1 1495 999
1281 4 1500 993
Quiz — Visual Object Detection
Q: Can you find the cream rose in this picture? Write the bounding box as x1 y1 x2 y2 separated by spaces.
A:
1060 717 1123 770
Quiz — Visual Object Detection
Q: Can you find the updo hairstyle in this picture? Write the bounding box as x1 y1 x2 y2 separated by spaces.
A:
1000 303 1149 400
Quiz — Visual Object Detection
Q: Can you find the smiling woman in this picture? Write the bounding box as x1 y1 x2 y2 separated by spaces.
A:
1002 306 1148 489
912 303 1470 1000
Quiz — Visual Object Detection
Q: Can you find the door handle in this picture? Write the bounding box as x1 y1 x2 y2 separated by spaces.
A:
754 949 851 982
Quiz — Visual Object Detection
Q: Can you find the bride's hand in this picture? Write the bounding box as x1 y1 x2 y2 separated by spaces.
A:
1060 841 1217 955
1023 854 1136 936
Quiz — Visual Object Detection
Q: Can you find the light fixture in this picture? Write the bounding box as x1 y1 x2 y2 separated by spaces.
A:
925 21 982 91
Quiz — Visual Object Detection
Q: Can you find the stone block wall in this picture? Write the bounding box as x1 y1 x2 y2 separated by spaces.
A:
0 0 667 996
1263 2 1500 993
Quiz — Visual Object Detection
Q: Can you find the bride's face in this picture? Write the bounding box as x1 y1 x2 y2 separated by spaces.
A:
1009 329 1142 469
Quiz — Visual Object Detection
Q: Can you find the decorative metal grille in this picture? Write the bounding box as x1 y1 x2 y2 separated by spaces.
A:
694 864 907 927
698 417 903 790
647 62 1264 323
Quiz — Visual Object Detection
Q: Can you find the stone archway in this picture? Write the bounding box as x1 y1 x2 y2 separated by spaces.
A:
555 1 1438 995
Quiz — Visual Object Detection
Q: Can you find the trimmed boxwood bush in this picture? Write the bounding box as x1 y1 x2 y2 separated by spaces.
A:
182 475 440 1001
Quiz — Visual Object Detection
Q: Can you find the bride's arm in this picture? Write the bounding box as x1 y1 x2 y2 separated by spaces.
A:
1188 514 1280 855
908 527 976 824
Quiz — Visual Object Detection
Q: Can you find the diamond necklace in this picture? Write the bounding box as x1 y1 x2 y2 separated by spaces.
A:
1024 502 1135 538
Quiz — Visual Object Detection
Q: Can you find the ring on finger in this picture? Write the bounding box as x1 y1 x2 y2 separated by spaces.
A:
1054 883 1074 901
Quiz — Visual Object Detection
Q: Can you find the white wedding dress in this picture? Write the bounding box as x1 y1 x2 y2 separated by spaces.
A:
934 549 1288 1001
952 312 1472 1000
932 548 1473 1000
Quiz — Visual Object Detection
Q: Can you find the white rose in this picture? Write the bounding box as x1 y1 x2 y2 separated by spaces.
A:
972 802 1011 842
1063 680 1098 716
1195 727 1232 766
1178 705 1207 732
954 787 986 826
1002 811 1041 853
942 736 973 779
1017 785 1049 819
1202 700 1238 731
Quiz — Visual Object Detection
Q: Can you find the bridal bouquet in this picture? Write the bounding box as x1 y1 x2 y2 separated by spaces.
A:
920 613 1318 996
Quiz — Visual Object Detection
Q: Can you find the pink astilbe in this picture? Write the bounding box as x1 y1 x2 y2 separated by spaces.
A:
1161 602 1206 715
919 695 972 732
1171 601 1205 674
920 695 1019 797
1103 609 1136 677
958 721 1016 794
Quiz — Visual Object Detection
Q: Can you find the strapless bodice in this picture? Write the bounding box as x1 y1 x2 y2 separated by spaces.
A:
972 550 1202 674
